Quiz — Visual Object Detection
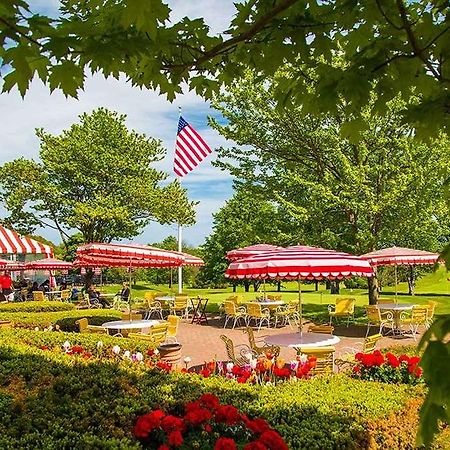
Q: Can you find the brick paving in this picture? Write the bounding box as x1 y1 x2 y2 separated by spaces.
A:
175 313 419 367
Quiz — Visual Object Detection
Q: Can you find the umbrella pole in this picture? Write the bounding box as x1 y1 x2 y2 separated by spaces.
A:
263 279 266 299
394 265 398 304
298 279 303 336
129 260 132 321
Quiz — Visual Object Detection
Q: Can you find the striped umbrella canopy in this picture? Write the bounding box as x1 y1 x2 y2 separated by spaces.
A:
0 225 53 257
361 246 439 266
75 243 184 268
225 245 373 280
0 259 25 271
171 251 204 267
226 244 283 261
25 258 73 271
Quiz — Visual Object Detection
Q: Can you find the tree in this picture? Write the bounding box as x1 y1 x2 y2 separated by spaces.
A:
0 108 196 248
198 186 291 290
1 1 449 135
210 74 450 303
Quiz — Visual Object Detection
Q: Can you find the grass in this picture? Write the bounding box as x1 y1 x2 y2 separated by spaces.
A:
97 266 450 315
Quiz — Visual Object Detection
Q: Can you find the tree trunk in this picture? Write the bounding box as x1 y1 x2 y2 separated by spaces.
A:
330 280 340 294
232 283 237 293
325 280 331 290
244 280 250 292
408 266 416 296
368 276 379 305
315 280 319 291
277 281 281 292
84 269 93 289
253 281 261 292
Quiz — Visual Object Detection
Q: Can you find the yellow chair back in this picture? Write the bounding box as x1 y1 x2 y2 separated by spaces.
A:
297 346 335 375
365 305 381 322
167 315 180 337
247 302 265 318
173 295 188 309
121 312 142 321
145 291 157 302
427 301 437 321
60 289 71 301
308 324 334 334
334 298 355 315
411 306 428 323
75 318 88 333
377 298 393 304
224 301 238 316
363 334 382 353
33 291 45 302
130 323 168 345
267 294 282 301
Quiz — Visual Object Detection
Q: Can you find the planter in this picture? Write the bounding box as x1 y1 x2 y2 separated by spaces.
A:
158 343 182 367
0 320 12 328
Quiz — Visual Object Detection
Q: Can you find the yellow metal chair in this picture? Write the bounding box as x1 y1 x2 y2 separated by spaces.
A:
170 295 190 320
121 312 142 321
129 323 169 346
166 315 180 343
20 288 28 301
223 301 248 329
33 291 45 302
297 346 335 376
75 318 107 334
400 305 428 340
335 334 382 372
244 327 280 357
308 324 334 334
144 292 163 320
267 294 282 301
220 334 253 367
377 298 394 304
60 289 71 302
365 305 394 337
328 297 355 326
274 302 299 328
426 301 437 328
247 302 271 330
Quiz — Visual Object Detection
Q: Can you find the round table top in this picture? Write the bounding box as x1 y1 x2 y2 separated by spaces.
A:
377 303 414 310
264 332 340 348
155 296 175 302
102 319 160 330
99 293 117 297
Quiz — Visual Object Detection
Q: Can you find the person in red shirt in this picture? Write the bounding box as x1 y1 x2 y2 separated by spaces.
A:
0 272 13 302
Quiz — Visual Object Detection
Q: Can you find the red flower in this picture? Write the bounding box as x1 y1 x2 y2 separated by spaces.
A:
372 350 385 367
82 352 92 359
185 400 201 412
161 415 184 433
360 353 375 367
71 345 84 354
385 352 400 368
352 365 361 374
399 354 410 364
244 442 268 450
199 368 211 377
355 352 363 361
409 356 421 366
273 366 290 378
168 430 183 447
414 367 423 378
204 423 212 433
184 407 212 426
133 410 165 439
215 437 237 450
156 361 172 372
237 376 248 383
199 393 220 410
158 446 170 450
232 365 242 376
259 430 288 450
245 417 270 435
147 349 155 357
215 405 241 425
39 345 49 351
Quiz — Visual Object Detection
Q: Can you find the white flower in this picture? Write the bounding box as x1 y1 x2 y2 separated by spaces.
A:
135 352 143 362
63 340 70 350
250 359 257 369
97 341 103 349
112 345 121 355
226 362 234 372
48 325 53 331
290 360 298 370
244 352 253 362
298 353 307 364
123 350 131 359
183 356 192 364
34 327 39 331
55 325 60 331
154 348 159 355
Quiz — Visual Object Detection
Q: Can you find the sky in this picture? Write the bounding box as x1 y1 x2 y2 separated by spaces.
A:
0 0 238 247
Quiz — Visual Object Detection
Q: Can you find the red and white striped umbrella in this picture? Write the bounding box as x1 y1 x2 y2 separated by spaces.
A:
0 259 25 271
361 246 439 266
171 251 204 267
25 258 73 271
0 225 53 257
75 242 184 268
225 246 373 280
226 244 283 261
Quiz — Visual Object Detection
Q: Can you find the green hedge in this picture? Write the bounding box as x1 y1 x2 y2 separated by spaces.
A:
0 336 447 449
0 301 75 313
0 309 121 331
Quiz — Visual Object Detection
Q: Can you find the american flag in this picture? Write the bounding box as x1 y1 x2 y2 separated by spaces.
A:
173 116 212 177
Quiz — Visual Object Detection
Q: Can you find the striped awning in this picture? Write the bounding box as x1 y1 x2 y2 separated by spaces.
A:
25 258 73 271
0 225 53 256
361 246 439 266
171 251 204 267
226 244 283 261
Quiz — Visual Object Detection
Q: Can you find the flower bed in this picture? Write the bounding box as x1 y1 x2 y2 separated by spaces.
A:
0 331 446 449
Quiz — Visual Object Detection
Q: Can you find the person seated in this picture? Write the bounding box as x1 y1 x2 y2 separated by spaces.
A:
59 282 68 291
27 281 40 300
88 284 110 308
39 279 50 293
70 285 79 301
118 282 130 302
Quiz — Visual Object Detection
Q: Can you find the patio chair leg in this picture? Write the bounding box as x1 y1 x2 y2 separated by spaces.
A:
365 324 371 337
224 316 229 329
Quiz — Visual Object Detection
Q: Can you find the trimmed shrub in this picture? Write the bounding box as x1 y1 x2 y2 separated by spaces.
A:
0 338 445 449
0 301 75 313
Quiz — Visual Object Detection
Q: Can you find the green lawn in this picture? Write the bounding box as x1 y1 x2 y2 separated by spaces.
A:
99 266 450 315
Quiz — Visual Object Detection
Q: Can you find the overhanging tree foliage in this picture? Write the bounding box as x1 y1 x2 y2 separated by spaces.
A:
1 1 449 135
210 74 450 303
0 108 196 247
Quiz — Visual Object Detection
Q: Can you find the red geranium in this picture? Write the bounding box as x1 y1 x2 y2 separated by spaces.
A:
204 423 212 433
385 352 400 368
133 410 165 438
215 437 237 450
199 393 220 411
414 367 423 378
273 366 290 378
372 350 385 366
39 345 49 351
71 345 84 354
215 405 241 425
199 368 211 377
158 446 170 450
244 417 270 435
156 361 172 372
398 354 410 364
259 430 289 450
161 415 185 433
244 442 268 450
184 407 213 426
168 430 183 447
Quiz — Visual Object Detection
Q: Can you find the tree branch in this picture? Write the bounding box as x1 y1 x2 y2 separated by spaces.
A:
0 16 42 47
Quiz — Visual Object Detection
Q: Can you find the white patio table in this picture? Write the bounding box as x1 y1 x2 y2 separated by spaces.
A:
264 332 340 349
102 319 160 335
377 303 414 334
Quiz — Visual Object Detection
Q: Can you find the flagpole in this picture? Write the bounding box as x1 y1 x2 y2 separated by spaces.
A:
177 106 183 295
